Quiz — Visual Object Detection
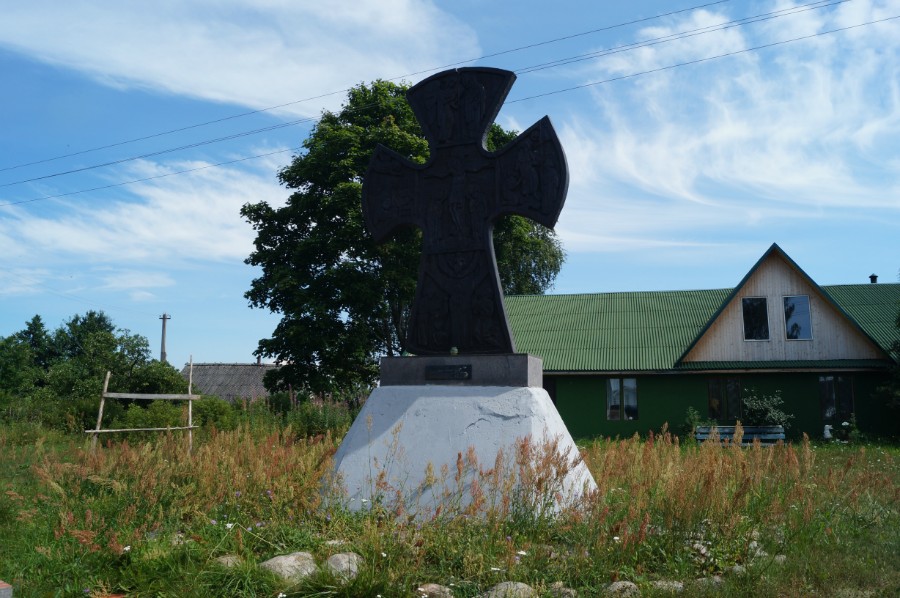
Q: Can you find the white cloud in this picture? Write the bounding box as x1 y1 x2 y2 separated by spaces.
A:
0 0 480 116
1 156 287 266
554 0 900 255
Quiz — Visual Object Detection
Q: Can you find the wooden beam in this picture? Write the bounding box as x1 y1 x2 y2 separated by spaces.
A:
85 426 199 433
103 393 199 400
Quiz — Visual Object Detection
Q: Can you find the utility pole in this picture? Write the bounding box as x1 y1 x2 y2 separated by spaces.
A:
159 313 171 362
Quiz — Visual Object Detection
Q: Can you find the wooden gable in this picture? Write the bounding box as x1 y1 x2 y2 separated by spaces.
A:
682 245 887 363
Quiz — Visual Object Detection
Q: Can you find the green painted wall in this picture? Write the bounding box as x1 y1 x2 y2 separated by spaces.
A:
550 371 896 441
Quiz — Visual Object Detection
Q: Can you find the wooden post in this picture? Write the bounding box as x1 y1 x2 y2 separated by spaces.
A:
92 371 112 451
187 356 193 455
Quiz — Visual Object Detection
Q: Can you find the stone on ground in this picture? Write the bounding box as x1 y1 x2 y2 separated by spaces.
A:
548 580 578 597
417 583 454 597
649 580 683 593
259 551 318 582
325 552 362 580
480 581 535 597
604 580 639 596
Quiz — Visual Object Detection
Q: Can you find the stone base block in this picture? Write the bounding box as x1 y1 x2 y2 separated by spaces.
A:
379 354 544 387
330 385 596 517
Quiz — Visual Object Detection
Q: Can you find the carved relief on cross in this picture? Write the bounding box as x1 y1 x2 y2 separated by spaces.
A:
362 67 568 356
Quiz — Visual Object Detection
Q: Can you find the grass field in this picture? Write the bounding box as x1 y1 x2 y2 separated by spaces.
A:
1 421 898 597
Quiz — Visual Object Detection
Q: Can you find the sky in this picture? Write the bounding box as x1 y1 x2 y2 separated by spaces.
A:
1 0 898 369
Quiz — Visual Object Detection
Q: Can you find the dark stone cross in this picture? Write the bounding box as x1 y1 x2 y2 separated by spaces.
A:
362 67 568 355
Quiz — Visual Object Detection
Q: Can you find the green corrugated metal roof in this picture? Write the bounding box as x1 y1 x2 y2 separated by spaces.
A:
506 289 731 371
676 359 893 371
505 283 900 372
821 284 900 354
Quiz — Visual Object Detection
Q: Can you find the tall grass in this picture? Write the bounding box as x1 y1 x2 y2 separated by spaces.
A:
0 423 897 596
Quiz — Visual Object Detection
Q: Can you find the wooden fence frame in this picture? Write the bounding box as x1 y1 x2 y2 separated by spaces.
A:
86 361 199 453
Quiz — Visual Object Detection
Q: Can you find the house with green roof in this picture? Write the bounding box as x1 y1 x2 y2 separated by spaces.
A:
505 244 899 440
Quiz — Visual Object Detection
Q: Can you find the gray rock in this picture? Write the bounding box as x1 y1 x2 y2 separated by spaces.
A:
695 575 725 587
729 564 746 575
481 581 535 597
324 539 347 546
548 581 578 597
648 580 683 593
214 554 242 568
260 551 318 582
326 552 362 580
774 554 787 564
417 583 454 598
604 581 639 596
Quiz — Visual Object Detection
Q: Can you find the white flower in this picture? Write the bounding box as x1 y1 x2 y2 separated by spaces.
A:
381 552 387 557
613 536 621 542
516 550 527 556
225 523 234 530
842 421 850 427
123 546 131 552
490 567 502 571
278 594 287 598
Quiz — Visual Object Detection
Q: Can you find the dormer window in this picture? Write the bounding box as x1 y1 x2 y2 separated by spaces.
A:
784 295 812 340
742 297 769 340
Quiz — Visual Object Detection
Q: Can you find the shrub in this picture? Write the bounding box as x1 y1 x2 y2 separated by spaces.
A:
741 389 794 429
192 396 239 430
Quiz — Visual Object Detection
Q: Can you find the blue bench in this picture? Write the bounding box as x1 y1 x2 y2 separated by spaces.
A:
695 425 785 446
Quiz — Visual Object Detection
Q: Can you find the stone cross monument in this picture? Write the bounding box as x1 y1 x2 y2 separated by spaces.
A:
362 67 568 355
331 67 596 517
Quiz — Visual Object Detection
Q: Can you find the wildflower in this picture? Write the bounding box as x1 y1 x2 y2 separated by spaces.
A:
123 545 131 552
613 536 621 543
490 567 503 571
255 522 263 527
381 552 387 557
83 590 90 595
225 523 235 530
235 491 241 497
210 519 217 525
516 550 527 556
361 498 370 503
278 594 286 598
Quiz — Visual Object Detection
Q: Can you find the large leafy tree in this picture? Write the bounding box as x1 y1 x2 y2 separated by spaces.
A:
0 311 187 429
243 80 565 394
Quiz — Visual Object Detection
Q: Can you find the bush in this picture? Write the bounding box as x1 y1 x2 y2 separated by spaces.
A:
112 400 184 430
741 389 794 429
192 396 239 430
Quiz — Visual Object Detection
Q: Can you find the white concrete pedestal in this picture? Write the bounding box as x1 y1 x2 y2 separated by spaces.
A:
330 386 597 518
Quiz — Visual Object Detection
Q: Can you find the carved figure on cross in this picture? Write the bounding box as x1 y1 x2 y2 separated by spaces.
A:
362 67 568 355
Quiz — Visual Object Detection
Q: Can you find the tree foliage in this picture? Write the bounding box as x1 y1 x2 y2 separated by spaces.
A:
0 311 187 430
243 80 565 394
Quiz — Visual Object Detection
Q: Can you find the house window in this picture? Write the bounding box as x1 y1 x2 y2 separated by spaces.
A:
742 297 769 340
819 375 854 422
708 378 742 421
607 378 638 421
784 295 812 340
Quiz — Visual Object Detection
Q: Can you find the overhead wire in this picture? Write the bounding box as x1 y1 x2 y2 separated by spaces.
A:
0 0 734 174
2 1 893 209
0 0 852 191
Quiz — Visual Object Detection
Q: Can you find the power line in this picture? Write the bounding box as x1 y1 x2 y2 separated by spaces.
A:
510 13 900 104
2 7 893 209
0 0 733 174
0 146 299 207
0 0 847 189
516 0 848 75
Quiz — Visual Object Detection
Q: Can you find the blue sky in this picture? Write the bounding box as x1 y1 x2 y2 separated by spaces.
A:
1 0 898 369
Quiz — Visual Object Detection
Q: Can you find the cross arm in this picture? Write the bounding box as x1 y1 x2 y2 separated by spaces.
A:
361 145 422 242
491 116 569 228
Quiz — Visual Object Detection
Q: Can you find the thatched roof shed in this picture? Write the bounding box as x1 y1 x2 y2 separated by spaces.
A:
181 362 278 402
